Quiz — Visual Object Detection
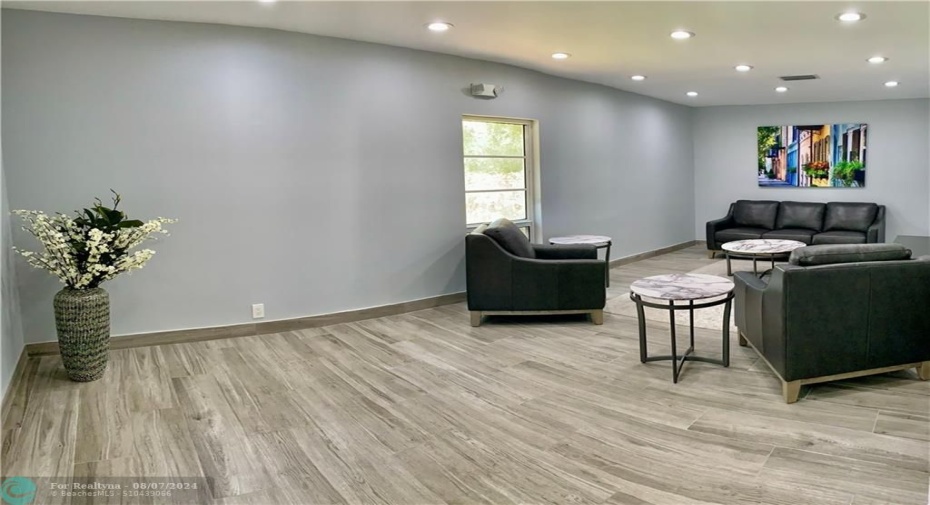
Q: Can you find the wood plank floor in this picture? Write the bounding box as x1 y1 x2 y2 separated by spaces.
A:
3 246 928 504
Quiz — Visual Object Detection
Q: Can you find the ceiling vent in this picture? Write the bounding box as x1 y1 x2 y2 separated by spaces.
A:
779 74 820 81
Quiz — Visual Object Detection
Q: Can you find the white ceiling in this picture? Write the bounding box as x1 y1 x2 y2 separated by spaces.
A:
5 1 929 106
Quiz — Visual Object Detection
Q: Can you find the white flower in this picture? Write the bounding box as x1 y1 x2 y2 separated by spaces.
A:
11 209 175 289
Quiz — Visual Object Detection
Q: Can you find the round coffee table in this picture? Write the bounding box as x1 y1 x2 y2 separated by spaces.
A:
721 239 806 276
549 235 612 286
630 273 734 383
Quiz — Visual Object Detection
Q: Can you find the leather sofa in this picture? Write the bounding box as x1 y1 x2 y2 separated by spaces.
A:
734 244 930 403
466 218 606 327
707 200 885 257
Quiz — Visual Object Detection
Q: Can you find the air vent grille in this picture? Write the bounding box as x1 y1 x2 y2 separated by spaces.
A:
780 74 820 81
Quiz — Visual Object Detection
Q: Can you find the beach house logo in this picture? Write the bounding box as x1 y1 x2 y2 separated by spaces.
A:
0 477 36 505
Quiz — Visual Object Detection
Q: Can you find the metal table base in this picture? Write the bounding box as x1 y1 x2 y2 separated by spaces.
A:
724 251 792 277
631 292 733 383
725 252 773 276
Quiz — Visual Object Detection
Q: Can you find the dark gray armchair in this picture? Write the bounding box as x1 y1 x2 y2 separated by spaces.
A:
734 244 930 403
466 219 606 327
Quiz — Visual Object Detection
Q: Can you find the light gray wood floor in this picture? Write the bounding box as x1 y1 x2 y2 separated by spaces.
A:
3 246 928 504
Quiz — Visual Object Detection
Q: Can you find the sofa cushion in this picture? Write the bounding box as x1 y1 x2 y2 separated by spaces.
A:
812 231 867 245
762 229 816 244
715 227 767 243
823 202 878 232
733 200 779 230
789 243 912 266
470 223 489 235
776 202 825 231
482 218 535 258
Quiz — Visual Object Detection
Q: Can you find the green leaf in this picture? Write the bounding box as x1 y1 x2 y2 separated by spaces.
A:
103 208 124 224
91 206 110 223
119 220 144 228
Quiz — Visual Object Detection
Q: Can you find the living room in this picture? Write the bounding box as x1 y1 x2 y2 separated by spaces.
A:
1 2 928 504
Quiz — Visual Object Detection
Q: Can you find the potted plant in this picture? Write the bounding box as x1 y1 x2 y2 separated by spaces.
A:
833 161 851 187
833 160 864 187
13 191 175 381
854 163 866 185
803 160 830 184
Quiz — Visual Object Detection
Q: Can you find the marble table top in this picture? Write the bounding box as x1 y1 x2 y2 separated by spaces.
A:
630 274 734 301
549 235 611 246
721 239 806 255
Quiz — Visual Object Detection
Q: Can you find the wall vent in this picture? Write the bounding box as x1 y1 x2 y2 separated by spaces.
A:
779 74 820 81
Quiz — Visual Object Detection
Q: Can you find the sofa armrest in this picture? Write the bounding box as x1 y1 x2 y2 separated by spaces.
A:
758 266 800 378
532 244 597 260
866 206 885 243
734 271 768 292
466 233 515 310
733 272 766 346
511 258 606 310
706 203 736 250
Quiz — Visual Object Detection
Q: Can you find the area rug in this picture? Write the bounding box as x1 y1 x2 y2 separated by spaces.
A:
605 258 787 331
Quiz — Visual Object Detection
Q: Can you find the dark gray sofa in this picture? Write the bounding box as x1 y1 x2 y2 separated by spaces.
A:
707 200 885 256
734 244 930 403
466 218 606 327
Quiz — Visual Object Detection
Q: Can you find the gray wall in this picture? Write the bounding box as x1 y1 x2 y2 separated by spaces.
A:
2 10 695 343
1 6 25 398
1 7 26 402
1 159 25 400
693 99 930 240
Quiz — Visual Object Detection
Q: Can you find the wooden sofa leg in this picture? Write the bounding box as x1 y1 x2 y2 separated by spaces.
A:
783 381 801 404
738 332 748 347
918 362 930 380
708 251 716 259
591 310 604 325
470 311 482 327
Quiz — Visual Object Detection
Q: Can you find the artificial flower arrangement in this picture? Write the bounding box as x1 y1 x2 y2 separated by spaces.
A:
13 191 175 288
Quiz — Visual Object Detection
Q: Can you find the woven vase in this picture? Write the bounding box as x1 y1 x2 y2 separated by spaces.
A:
54 287 110 382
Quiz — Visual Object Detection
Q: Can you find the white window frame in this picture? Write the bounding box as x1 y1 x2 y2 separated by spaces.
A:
462 115 541 242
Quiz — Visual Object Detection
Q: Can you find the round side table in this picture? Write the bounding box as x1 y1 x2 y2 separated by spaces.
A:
629 273 734 383
549 235 612 286
721 239 805 277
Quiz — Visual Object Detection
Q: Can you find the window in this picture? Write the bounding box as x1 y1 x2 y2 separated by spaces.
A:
462 116 538 239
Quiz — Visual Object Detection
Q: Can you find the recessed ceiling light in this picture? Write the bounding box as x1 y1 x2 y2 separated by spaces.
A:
735 65 753 72
670 30 695 40
867 56 888 64
551 52 571 60
836 12 865 22
631 75 646 81
426 22 453 32
884 81 899 87
686 91 698 97
775 86 788 93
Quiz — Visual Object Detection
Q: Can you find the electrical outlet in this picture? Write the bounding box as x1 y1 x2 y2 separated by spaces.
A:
251 303 265 319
